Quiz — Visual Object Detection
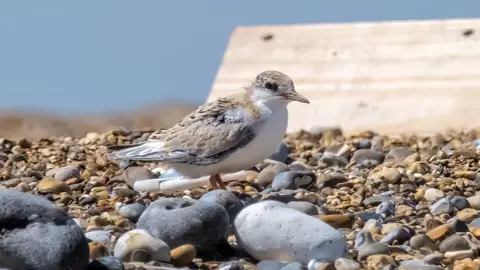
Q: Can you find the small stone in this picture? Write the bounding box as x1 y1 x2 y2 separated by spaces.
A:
334 257 361 270
376 201 395 216
366 254 396 270
456 208 479 222
396 205 414 216
272 171 316 191
371 168 401 184
357 242 390 260
350 149 385 164
37 177 71 194
257 260 288 270
123 167 154 189
256 163 290 187
409 234 437 251
426 224 452 241
430 197 454 215
451 196 471 210
307 260 333 270
119 203 146 223
88 256 124 270
385 147 415 162
444 250 476 260
317 214 353 229
218 261 245 270
438 234 470 253
424 188 445 202
54 165 81 181
89 242 108 260
467 194 480 210
170 244 196 267
85 230 112 243
113 229 170 262
287 201 320 215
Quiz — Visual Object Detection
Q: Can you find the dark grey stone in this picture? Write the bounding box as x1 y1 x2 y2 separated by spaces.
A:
354 231 375 248
0 190 89 270
356 139 372 149
350 149 385 164
118 203 146 223
136 198 229 251
363 195 393 206
269 143 290 163
271 171 316 191
380 227 412 245
257 163 290 188
409 234 437 251
200 190 244 223
450 196 470 210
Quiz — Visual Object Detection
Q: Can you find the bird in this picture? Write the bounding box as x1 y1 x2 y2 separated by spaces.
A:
106 70 310 190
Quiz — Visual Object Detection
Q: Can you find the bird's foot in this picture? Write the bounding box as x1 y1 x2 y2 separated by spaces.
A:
214 174 227 190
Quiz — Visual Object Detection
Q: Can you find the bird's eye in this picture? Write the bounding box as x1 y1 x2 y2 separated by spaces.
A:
265 82 278 91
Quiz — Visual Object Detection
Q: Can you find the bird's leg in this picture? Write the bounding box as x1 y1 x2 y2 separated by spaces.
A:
209 174 219 190
214 174 227 190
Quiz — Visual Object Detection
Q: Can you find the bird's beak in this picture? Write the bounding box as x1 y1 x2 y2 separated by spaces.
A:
286 91 310 104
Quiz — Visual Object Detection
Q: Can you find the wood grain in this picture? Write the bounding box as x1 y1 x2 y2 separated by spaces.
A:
208 18 480 135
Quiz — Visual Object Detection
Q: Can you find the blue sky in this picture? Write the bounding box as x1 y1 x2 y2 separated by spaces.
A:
0 1 479 115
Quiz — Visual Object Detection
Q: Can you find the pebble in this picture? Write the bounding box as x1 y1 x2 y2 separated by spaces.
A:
54 165 81 181
0 190 89 269
438 234 470 253
199 189 244 223
256 163 290 187
113 229 171 262
430 197 454 215
269 143 290 163
334 258 361 270
170 244 196 267
287 201 320 215
137 198 229 251
37 176 71 194
271 171 316 191
118 203 147 223
424 188 445 202
350 149 385 164
88 256 124 270
234 200 347 264
122 166 154 189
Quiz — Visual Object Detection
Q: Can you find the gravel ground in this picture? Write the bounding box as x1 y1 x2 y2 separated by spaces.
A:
2 127 480 270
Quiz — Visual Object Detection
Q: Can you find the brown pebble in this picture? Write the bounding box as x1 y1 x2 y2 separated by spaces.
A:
170 244 196 267
89 242 108 260
317 214 353 229
37 177 70 194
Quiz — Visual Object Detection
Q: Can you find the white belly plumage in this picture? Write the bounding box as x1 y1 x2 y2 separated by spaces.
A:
171 103 289 178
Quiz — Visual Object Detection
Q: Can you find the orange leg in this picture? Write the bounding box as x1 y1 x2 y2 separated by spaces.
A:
209 175 219 190
214 174 227 190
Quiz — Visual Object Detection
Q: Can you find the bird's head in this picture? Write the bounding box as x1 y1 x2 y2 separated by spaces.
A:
248 70 310 104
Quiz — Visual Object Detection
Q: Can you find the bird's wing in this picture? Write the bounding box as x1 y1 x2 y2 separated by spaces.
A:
106 94 271 165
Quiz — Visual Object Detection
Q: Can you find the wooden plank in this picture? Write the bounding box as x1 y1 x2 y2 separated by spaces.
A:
208 18 480 135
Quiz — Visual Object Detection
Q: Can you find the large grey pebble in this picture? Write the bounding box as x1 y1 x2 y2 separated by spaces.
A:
113 229 170 262
54 165 81 181
438 234 470 253
409 234 437 251
234 200 347 264
271 171 316 191
430 198 454 215
257 260 288 270
200 190 243 223
137 198 229 251
119 203 146 223
0 190 89 270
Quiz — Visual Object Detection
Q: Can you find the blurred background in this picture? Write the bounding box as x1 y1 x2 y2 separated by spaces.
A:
0 1 479 140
